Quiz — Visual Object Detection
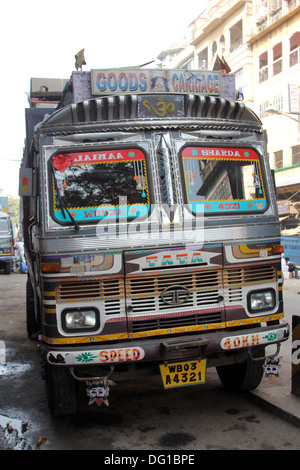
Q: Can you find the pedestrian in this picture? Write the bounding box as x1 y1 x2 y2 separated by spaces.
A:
285 257 299 279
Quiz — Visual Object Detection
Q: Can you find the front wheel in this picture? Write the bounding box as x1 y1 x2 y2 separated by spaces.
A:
216 348 265 392
45 363 77 417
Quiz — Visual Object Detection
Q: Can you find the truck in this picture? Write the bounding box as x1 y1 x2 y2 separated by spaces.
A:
0 210 14 274
20 68 290 416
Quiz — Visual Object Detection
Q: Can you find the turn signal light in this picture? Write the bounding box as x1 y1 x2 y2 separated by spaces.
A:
41 263 60 273
272 245 284 254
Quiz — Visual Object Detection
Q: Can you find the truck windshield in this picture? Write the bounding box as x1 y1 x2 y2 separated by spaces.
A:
50 148 151 224
0 219 9 233
180 146 268 215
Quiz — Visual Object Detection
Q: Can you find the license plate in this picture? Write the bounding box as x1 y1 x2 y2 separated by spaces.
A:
160 359 207 389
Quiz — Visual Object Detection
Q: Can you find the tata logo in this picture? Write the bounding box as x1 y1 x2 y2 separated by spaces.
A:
160 285 190 306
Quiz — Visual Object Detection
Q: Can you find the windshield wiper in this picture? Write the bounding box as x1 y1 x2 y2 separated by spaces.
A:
51 165 79 231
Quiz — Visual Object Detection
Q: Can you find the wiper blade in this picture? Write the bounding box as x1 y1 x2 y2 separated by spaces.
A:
51 165 79 231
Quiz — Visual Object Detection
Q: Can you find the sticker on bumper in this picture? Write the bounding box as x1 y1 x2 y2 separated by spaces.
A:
221 326 288 350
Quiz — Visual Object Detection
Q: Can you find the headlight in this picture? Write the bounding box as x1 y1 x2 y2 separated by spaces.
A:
62 308 100 332
248 289 276 313
3 249 11 253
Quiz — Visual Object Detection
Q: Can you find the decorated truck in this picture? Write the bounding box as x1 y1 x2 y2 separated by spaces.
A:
20 68 289 416
0 210 14 274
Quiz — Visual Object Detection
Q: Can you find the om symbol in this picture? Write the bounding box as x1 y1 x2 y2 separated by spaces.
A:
142 96 175 117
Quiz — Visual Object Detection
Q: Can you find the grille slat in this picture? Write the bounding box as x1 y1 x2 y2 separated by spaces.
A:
224 265 276 285
132 311 223 332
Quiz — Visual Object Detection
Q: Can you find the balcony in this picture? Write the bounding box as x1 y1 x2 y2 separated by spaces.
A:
253 0 300 40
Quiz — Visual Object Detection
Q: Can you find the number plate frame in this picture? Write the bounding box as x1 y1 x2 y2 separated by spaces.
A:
159 359 207 389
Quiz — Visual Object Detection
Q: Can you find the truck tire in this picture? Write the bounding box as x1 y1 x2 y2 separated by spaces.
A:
45 363 77 417
4 261 11 274
216 348 265 392
26 277 39 338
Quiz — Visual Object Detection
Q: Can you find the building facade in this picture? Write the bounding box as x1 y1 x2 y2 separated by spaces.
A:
249 0 300 229
157 0 300 234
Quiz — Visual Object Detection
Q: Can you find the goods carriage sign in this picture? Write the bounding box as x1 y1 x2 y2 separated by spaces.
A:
91 69 221 96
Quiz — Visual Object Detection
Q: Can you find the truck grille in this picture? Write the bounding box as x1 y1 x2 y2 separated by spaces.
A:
56 264 277 329
126 270 222 314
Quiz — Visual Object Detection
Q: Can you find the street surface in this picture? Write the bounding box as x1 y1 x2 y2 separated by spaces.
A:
0 272 299 451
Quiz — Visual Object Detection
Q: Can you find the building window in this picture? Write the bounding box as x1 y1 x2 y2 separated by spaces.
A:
269 0 282 23
235 68 244 89
220 34 225 54
291 145 300 166
198 48 208 70
273 43 282 75
274 150 283 169
230 20 243 52
259 101 269 118
212 41 217 57
287 0 297 12
259 51 268 83
273 95 283 111
290 32 300 67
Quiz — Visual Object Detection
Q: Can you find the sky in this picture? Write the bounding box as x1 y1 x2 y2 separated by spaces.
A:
0 0 208 198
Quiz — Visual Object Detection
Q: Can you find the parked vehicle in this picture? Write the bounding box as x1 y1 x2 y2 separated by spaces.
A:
0 211 14 274
20 68 289 416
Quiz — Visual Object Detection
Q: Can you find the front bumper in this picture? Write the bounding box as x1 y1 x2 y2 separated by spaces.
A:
44 321 290 367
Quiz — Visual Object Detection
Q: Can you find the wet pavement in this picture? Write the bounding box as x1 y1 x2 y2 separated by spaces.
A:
0 273 299 450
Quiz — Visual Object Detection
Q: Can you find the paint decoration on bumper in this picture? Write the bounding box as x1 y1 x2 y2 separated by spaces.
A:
46 324 289 366
47 346 145 365
221 325 289 350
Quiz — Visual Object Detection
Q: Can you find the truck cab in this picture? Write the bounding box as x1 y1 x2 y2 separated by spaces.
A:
20 68 289 416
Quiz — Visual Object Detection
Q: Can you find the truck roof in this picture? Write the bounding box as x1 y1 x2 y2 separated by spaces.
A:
32 68 262 136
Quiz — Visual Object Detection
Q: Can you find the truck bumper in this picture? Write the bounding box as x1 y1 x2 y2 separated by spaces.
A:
43 321 290 368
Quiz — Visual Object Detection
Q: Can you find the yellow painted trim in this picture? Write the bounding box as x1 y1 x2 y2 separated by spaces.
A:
239 245 271 254
43 313 285 345
226 312 284 327
43 332 128 345
130 322 226 339
44 308 56 314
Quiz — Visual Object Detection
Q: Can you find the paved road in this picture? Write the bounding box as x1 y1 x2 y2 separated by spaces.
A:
0 273 299 451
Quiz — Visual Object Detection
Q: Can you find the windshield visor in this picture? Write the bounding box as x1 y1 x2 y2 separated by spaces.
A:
50 148 151 225
180 146 268 215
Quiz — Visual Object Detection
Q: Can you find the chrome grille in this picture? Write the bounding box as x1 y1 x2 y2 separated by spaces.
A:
126 270 223 314
57 278 124 315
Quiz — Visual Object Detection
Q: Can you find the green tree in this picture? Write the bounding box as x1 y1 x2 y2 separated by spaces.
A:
8 196 20 224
